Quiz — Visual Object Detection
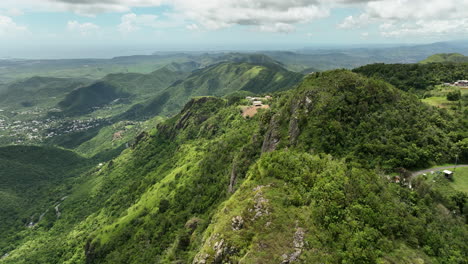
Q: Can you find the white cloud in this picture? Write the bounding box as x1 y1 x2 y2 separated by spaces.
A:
67 20 99 36
0 0 358 31
171 0 331 31
118 13 159 33
6 8 24 16
0 15 27 36
338 0 468 38
381 19 468 37
4 0 466 37
258 23 296 33
186 23 199 31
337 13 370 29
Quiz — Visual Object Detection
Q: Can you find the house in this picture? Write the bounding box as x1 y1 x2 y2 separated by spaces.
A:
454 80 468 87
265 95 272 99
253 101 263 106
443 170 453 179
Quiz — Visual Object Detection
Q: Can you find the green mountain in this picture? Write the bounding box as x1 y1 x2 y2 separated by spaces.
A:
58 81 129 116
2 70 466 263
57 67 186 116
0 145 89 255
420 53 468 64
0 76 90 110
120 61 304 120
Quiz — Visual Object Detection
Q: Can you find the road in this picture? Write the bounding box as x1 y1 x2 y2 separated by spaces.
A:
411 165 468 179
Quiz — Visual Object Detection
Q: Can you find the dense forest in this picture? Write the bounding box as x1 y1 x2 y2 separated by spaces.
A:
1 69 467 263
353 62 468 93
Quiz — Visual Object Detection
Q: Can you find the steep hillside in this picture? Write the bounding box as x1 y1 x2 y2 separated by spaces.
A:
2 70 466 263
56 67 186 116
58 81 129 116
420 53 468 64
0 146 89 255
120 61 303 120
102 67 187 97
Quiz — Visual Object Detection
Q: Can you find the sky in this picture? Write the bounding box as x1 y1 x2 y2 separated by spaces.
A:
0 0 467 58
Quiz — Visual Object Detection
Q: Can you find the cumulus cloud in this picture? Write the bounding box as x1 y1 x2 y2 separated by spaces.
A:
381 19 468 37
338 0 468 38
186 23 199 31
337 14 370 29
67 20 99 36
174 0 332 31
0 15 27 36
52 0 165 15
118 13 159 33
3 0 466 36
258 23 296 33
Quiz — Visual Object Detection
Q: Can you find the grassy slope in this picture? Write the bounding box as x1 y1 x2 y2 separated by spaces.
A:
2 71 467 263
420 53 468 64
451 167 468 193
119 61 304 120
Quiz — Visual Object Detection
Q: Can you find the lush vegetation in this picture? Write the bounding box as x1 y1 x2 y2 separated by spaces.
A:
118 61 303 120
0 146 90 255
353 62 468 93
420 53 468 64
1 69 467 263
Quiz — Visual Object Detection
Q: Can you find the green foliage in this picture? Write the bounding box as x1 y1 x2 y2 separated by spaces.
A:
0 76 89 111
118 61 303 121
268 70 459 169
0 145 89 256
354 62 468 92
420 53 468 64
447 90 461 101
1 69 467 264
195 150 468 263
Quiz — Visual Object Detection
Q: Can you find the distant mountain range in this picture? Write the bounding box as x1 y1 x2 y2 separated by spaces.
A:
1 40 467 83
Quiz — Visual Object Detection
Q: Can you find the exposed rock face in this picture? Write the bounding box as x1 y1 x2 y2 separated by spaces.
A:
261 114 281 152
231 216 244 231
185 217 202 233
193 234 237 264
288 94 314 146
249 185 270 220
281 227 305 263
132 131 148 148
158 97 225 139
228 164 238 193
288 117 300 146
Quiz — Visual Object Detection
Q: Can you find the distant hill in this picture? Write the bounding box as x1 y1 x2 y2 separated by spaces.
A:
420 53 468 64
0 76 90 110
119 61 304 120
57 67 186 116
58 81 128 116
102 66 188 96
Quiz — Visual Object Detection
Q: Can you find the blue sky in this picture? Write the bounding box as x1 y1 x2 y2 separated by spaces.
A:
0 0 467 58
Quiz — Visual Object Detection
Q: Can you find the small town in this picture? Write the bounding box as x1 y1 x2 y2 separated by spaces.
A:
0 111 107 144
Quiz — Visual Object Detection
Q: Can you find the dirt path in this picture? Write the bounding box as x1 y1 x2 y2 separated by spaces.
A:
411 165 468 179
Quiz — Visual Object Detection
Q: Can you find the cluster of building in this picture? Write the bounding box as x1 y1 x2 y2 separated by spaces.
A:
445 80 468 87
0 113 106 144
245 95 272 106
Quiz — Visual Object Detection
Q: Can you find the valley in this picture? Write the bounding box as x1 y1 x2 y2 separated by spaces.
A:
0 50 467 263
